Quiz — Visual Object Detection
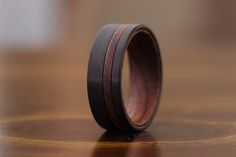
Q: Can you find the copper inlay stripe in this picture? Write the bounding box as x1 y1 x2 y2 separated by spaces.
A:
103 25 128 128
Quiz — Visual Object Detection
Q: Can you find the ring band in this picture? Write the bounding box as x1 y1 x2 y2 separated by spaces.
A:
87 24 162 131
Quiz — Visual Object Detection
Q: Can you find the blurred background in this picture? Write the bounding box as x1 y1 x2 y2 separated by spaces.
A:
0 0 236 122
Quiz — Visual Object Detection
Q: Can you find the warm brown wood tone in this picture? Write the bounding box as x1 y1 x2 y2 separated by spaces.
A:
0 41 236 157
103 24 128 129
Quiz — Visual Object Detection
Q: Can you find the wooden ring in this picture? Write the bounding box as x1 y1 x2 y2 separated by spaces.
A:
87 24 162 131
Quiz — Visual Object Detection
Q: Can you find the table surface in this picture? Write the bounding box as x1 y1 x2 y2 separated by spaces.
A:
0 42 236 157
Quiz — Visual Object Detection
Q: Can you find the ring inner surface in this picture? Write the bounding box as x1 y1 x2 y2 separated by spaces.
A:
122 30 161 126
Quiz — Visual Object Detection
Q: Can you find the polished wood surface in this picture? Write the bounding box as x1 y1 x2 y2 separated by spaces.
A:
0 41 236 157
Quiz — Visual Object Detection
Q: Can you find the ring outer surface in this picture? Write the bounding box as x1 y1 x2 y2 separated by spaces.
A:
87 24 162 131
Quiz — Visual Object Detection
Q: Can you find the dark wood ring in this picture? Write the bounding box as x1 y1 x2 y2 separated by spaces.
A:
87 24 162 131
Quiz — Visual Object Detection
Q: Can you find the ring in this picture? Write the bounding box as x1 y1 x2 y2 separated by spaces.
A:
87 24 162 131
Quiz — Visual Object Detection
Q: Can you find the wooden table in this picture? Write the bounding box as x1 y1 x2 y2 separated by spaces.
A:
0 42 235 157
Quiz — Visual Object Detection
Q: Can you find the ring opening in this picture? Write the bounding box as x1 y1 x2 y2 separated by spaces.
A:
121 30 161 126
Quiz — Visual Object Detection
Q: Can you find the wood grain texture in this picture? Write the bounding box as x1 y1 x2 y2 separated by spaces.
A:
0 41 236 157
103 24 128 129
